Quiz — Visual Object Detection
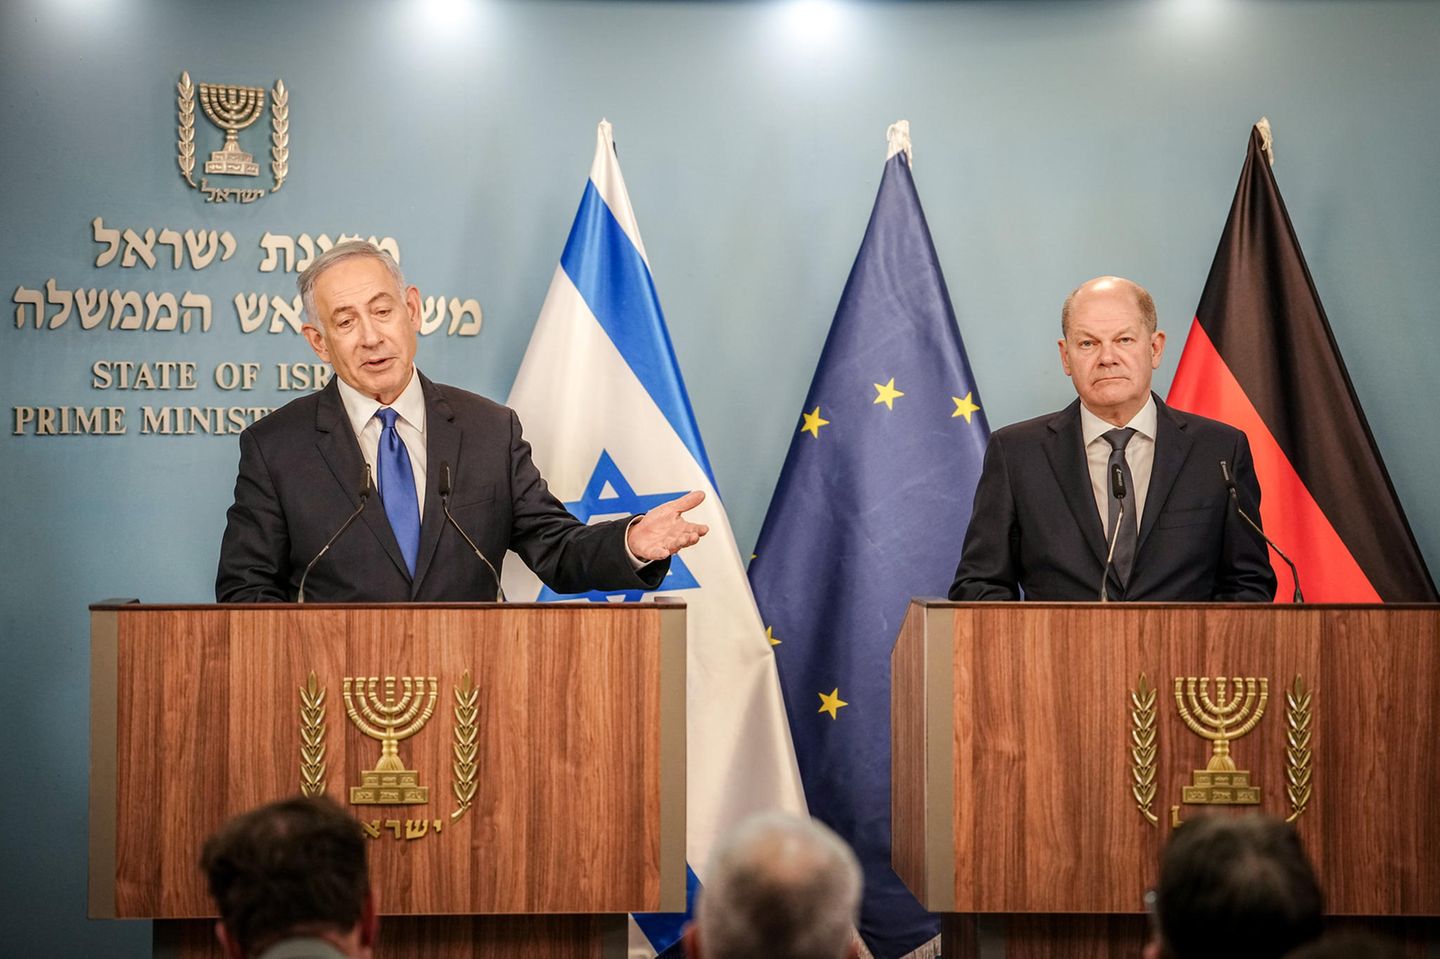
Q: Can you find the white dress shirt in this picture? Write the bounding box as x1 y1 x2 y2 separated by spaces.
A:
335 369 427 519
334 369 648 568
1080 396 1157 536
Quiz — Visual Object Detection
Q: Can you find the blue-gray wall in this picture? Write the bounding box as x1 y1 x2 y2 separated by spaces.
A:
4 1 1438 952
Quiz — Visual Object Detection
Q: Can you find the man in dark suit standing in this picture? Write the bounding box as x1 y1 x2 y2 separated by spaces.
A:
217 241 707 603
950 276 1275 602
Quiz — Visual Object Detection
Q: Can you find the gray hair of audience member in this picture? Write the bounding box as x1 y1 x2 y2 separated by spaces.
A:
695 812 861 959
200 795 372 958
1149 814 1323 959
297 240 407 326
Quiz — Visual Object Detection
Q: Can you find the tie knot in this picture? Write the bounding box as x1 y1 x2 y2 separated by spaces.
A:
376 407 399 430
1102 427 1136 452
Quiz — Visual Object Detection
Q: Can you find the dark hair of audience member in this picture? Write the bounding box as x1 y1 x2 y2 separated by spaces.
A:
1154 814 1323 959
1285 932 1405 959
200 795 369 957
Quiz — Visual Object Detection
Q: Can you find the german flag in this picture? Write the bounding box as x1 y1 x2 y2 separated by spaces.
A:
1167 121 1436 603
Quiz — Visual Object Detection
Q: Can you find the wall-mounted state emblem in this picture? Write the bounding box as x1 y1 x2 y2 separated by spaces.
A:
176 71 288 203
1127 672 1314 829
298 670 481 841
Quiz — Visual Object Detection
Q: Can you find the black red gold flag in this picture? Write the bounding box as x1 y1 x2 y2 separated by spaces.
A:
1168 122 1436 602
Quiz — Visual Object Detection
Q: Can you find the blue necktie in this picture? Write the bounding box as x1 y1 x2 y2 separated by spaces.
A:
376 407 420 576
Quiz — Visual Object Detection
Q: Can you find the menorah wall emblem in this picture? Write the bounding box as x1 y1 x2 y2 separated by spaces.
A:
1174 676 1269 805
175 71 289 202
343 676 439 805
198 82 266 176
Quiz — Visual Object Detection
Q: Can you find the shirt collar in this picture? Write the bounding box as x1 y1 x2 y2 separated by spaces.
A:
1080 393 1157 446
335 367 426 436
256 937 353 959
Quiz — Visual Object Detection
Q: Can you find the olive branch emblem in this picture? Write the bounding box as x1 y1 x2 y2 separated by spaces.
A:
1284 675 1313 822
177 71 197 187
1130 673 1159 825
451 671 479 821
299 671 328 797
270 78 289 192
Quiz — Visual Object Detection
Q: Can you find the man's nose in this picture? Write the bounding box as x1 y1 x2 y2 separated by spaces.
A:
356 315 383 345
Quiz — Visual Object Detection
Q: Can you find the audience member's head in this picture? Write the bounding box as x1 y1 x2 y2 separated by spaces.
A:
200 795 378 959
1146 814 1322 959
1285 932 1405 959
686 812 862 959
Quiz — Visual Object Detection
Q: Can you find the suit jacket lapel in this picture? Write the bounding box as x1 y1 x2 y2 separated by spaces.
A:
314 379 411 581
411 373 461 597
1042 400 1109 568
1138 395 1193 552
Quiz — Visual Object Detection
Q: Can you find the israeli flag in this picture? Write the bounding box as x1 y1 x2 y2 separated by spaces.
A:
503 120 807 956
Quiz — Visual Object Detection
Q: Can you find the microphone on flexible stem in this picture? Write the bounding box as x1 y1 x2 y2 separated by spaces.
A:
1220 460 1303 602
1098 464 1127 603
297 464 372 604
439 461 506 603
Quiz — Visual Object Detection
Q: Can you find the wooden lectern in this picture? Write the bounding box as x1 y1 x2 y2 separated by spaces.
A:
892 601 1440 957
89 601 687 959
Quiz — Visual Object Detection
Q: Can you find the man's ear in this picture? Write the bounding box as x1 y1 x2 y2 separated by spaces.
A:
302 322 331 364
681 923 701 958
404 285 422 333
1058 337 1073 376
360 886 380 947
215 921 245 959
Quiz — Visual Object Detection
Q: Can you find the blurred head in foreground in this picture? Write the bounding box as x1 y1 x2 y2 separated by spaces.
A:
1147 814 1322 959
200 795 378 959
686 812 862 959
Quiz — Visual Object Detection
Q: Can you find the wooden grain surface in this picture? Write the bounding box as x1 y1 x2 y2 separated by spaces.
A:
892 602 1440 917
890 601 930 904
95 604 679 920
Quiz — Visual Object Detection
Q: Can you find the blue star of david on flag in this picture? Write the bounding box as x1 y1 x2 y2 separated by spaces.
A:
538 450 701 602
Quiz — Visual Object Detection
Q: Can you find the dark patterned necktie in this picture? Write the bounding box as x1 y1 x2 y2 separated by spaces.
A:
1102 427 1138 587
376 407 420 576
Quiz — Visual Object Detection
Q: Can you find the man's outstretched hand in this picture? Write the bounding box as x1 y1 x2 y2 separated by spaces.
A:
627 490 710 561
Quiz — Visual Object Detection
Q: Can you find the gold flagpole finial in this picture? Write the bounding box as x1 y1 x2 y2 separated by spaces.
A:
1255 116 1275 167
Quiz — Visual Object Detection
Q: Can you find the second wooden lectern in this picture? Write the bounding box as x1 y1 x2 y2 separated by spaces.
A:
90 600 686 959
892 601 1440 957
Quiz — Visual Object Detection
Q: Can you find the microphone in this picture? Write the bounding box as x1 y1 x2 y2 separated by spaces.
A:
439 461 506 603
1219 460 1303 602
297 465 372 604
1099 464 1127 602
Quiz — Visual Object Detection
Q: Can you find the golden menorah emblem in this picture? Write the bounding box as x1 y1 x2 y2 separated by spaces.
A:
1174 676 1269 805
343 676 439 806
198 82 266 176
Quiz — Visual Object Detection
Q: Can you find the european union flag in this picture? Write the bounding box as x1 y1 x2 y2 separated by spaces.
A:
749 123 990 959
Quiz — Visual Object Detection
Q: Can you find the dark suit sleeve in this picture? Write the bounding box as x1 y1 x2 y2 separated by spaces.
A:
216 427 293 603
1212 431 1278 602
503 411 668 594
949 432 1022 601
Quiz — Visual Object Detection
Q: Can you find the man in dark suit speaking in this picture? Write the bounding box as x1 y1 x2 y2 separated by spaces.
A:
949 276 1275 602
217 241 707 603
